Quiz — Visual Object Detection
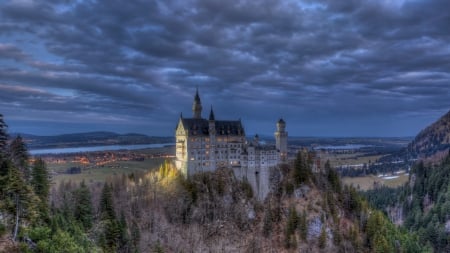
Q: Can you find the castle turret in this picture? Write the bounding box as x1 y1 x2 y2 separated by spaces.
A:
253 134 260 146
208 106 216 170
209 106 215 121
275 118 288 162
192 88 202 118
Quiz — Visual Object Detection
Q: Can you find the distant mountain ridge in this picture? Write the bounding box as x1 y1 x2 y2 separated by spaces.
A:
406 110 450 161
12 131 174 149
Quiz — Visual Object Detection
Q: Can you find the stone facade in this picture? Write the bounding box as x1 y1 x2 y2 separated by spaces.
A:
175 90 288 199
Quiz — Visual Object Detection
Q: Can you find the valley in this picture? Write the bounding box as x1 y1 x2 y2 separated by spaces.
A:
2 110 450 252
37 134 411 189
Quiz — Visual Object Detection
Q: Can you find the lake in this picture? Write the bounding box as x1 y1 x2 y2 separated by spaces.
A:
29 143 175 155
313 144 372 150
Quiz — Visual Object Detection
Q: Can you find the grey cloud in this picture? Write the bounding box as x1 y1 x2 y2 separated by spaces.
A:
0 44 28 61
0 0 449 136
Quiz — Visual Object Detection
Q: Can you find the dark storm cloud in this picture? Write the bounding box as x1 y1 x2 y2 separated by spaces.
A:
0 0 449 136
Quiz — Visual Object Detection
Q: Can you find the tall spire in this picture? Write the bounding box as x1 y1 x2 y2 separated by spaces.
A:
192 87 202 118
209 106 215 121
194 87 200 102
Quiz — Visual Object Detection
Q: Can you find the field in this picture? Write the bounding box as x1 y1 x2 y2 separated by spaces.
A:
323 153 383 168
49 158 167 185
46 147 173 186
318 150 409 190
342 172 409 191
45 144 407 191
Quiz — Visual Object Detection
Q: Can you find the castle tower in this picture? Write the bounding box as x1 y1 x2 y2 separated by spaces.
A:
175 113 188 176
275 118 288 162
192 88 202 118
208 106 216 170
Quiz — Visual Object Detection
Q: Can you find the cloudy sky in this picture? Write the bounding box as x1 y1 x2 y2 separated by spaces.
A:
1 0 449 137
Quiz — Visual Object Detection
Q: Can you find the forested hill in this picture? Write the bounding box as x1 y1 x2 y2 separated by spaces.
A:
405 109 450 161
365 152 450 252
0 114 429 252
13 131 174 149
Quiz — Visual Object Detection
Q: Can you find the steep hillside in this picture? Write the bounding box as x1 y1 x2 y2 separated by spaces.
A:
118 156 426 253
1 153 428 253
365 152 450 252
406 110 450 161
68 154 426 252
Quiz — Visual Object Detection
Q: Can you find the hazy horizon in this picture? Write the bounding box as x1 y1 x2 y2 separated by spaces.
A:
9 129 416 139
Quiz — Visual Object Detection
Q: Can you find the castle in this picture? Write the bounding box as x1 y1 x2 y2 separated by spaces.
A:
175 90 288 190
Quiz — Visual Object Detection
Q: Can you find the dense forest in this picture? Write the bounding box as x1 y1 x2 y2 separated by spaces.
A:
365 151 450 252
1 113 429 252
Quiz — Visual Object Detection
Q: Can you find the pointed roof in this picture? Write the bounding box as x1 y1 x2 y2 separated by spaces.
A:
194 87 201 103
209 106 215 121
179 118 244 136
192 87 203 118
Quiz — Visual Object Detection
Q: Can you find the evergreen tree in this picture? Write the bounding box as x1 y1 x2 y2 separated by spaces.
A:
293 151 311 185
286 206 298 235
0 113 8 160
118 211 131 253
31 158 50 201
72 181 93 230
31 158 50 221
318 225 327 249
102 219 120 252
99 183 120 252
284 206 298 249
298 209 308 241
10 135 30 180
99 183 116 221
4 164 39 240
130 220 140 253
325 160 341 193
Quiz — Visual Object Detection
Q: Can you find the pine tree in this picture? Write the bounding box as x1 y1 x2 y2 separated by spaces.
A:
102 219 120 252
299 209 308 241
130 220 140 253
10 135 30 180
99 183 120 252
286 206 298 235
325 160 341 194
293 151 311 186
4 164 39 240
100 183 116 221
31 158 50 201
118 211 131 252
72 181 93 230
0 114 8 160
31 158 50 221
318 225 327 249
284 206 298 249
